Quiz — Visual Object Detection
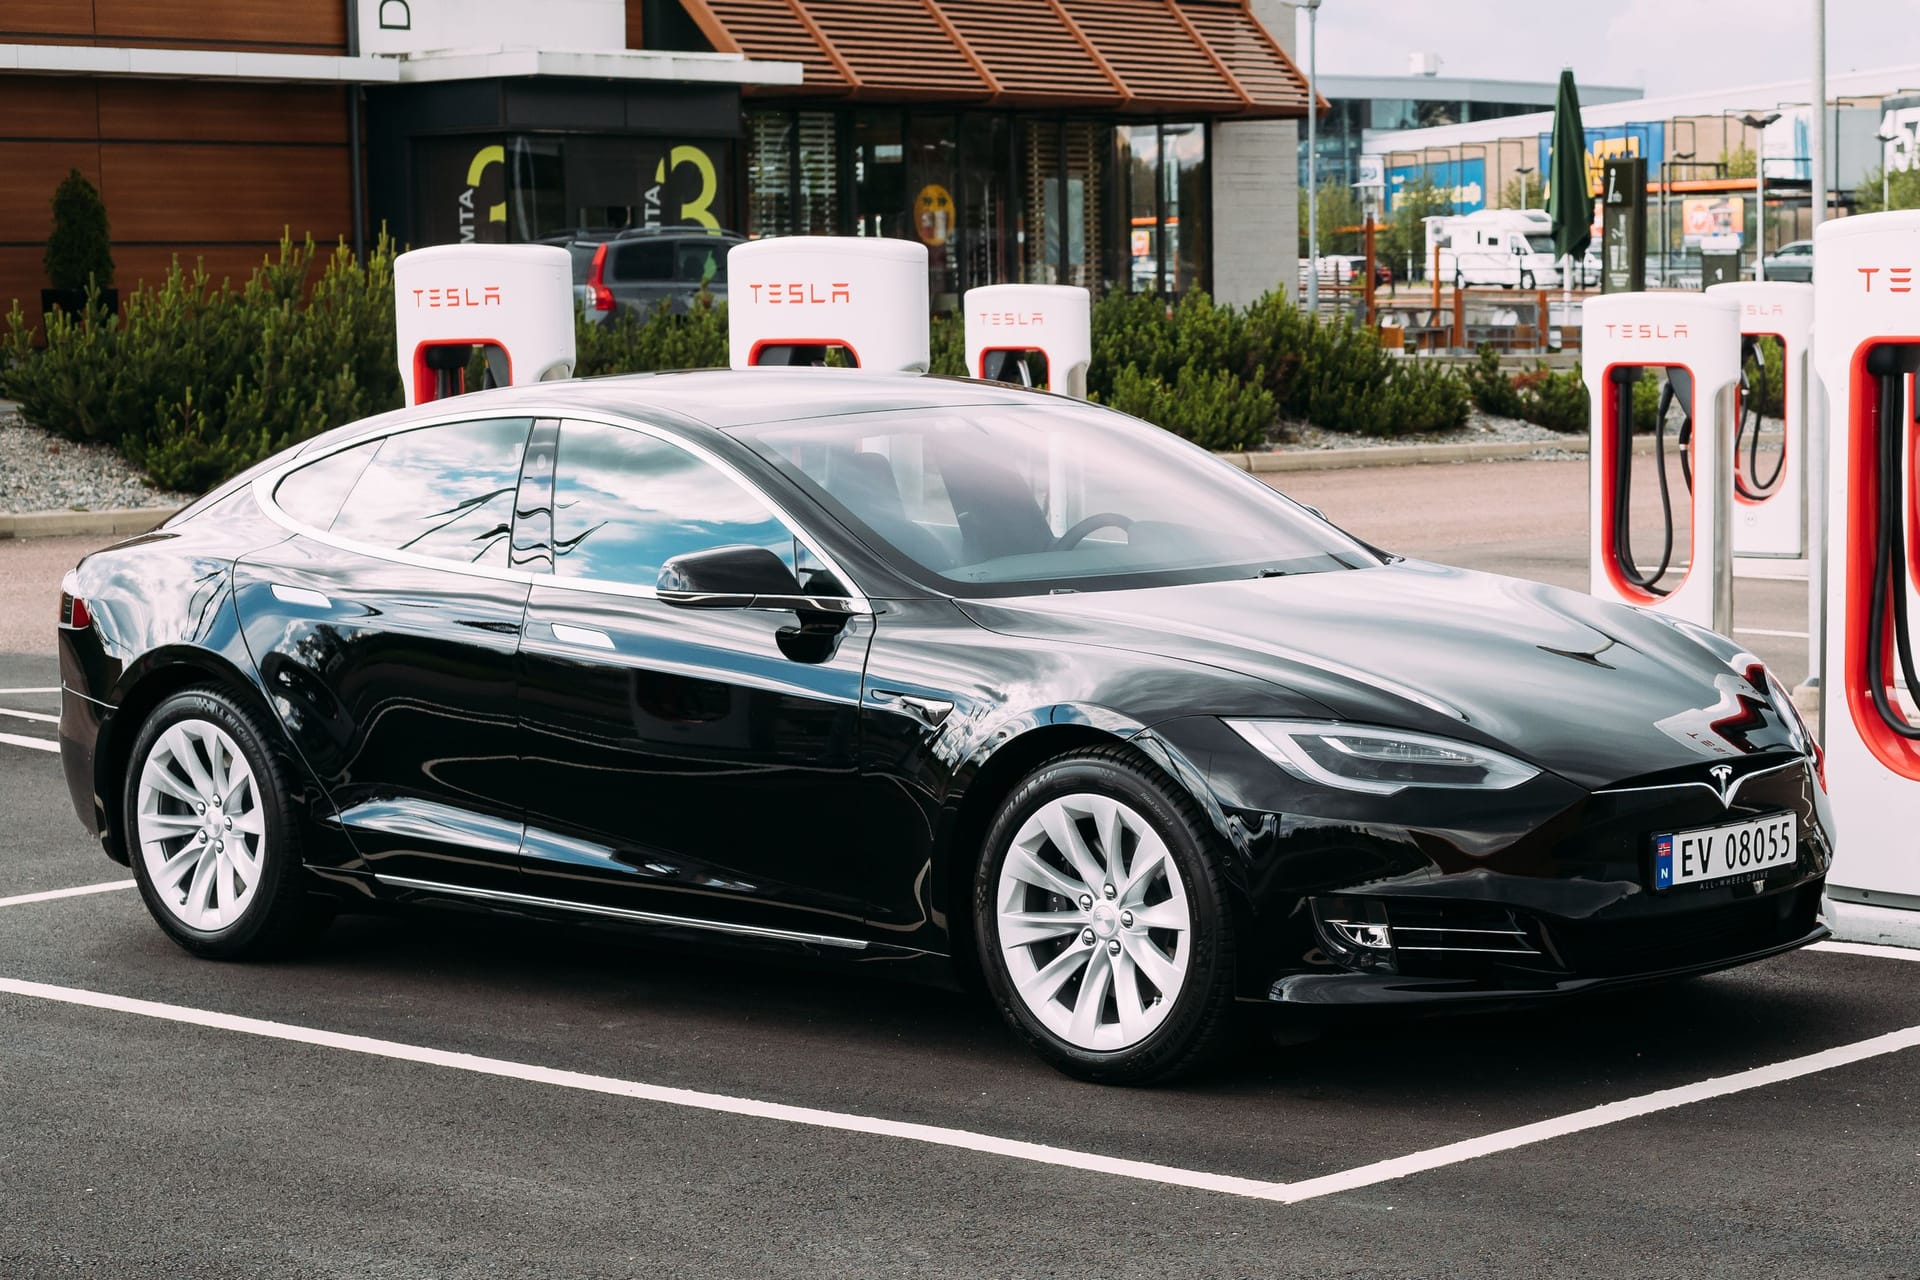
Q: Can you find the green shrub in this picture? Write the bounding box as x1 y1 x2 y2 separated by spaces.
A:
572 294 730 378
1100 363 1276 451
929 312 966 377
1509 365 1589 433
44 169 114 295
1466 346 1525 417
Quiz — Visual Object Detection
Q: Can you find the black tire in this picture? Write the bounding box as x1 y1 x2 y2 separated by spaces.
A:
973 745 1239 1085
1453 268 1464 290
1519 270 1535 290
123 686 328 959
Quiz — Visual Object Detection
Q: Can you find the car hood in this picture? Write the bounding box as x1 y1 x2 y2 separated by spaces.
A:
957 559 1802 791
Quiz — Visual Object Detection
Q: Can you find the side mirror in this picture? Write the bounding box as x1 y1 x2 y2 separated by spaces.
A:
657 545 802 609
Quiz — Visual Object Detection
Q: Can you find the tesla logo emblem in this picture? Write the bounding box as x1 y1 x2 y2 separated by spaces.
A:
1858 267 1916 293
747 282 853 305
412 285 502 308
1743 303 1784 317
978 311 1044 327
1710 764 1735 807
1603 323 1689 339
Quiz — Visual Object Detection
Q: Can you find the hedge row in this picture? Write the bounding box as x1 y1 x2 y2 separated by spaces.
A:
4 234 1475 493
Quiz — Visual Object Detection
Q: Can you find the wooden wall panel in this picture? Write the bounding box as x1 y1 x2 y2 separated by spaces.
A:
0 1 95 42
114 243 286 293
0 80 99 139
101 143 350 245
0 247 50 314
0 144 104 243
96 82 347 144
93 0 347 52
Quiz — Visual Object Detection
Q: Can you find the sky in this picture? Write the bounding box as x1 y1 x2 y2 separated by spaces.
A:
1296 0 1916 100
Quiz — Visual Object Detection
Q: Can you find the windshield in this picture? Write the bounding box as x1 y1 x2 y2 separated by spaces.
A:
729 400 1380 597
1524 234 1555 255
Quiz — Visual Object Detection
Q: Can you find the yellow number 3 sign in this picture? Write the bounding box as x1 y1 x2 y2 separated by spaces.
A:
655 146 721 231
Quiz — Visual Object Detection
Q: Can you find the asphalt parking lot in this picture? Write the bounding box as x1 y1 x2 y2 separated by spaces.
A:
3 459 1915 1278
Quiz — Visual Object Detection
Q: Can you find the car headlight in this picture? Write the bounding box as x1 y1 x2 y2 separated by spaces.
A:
1224 720 1540 795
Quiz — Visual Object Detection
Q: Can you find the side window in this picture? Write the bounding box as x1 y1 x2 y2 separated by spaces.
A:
551 420 797 588
273 441 379 531
611 240 673 281
329 418 532 568
675 240 727 284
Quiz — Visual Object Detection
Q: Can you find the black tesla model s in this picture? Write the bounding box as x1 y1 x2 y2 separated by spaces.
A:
57 371 1831 1083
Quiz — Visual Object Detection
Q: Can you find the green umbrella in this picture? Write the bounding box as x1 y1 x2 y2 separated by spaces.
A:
1547 68 1591 261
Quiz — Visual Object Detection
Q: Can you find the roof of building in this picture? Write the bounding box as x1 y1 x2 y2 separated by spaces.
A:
1370 60 1920 151
1317 72 1641 107
678 0 1317 118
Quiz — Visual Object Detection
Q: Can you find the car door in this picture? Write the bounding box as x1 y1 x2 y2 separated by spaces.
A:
514 417 882 941
233 415 540 892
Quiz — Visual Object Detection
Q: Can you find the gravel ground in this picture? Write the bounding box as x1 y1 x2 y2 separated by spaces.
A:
0 408 191 515
1273 408 1579 451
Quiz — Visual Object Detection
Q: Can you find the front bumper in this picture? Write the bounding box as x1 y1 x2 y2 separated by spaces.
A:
1267 887 1828 1009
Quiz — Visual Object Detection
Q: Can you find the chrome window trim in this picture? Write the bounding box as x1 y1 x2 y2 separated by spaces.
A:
252 406 873 613
374 874 871 950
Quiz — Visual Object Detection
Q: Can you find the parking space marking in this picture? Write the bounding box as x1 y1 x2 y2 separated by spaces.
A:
0 977 1301 1203
2 974 1918 1206
0 706 58 724
0 731 57 754
1732 626 1810 639
1276 1021 1920 1203
0 881 134 909
0 687 58 695
1812 939 1920 963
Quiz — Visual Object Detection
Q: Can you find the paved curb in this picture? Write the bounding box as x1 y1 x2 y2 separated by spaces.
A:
0 506 179 540
1217 434 1654 474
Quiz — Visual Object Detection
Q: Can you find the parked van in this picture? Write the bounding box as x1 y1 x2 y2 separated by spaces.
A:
1426 210 1563 290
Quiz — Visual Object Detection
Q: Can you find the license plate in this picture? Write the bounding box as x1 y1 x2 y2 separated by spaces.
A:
1654 813 1796 890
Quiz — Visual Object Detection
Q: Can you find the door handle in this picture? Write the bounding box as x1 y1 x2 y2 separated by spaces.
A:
269 583 332 609
869 689 953 729
551 622 615 650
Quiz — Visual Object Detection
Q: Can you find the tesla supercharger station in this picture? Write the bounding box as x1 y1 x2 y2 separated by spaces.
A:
728 236 930 372
393 244 575 406
1585 291 1742 634
1706 281 1814 566
963 284 1091 398
1815 211 1920 941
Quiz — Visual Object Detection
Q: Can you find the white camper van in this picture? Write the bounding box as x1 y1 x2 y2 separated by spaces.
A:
1426 210 1564 290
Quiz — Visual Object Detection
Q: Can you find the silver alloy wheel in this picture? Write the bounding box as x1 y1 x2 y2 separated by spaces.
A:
134 718 266 931
995 792 1192 1052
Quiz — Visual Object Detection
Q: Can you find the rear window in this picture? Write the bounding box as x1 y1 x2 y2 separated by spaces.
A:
611 240 673 281
675 240 729 284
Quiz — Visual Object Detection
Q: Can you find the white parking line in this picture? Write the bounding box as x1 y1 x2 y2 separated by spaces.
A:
1732 626 1810 639
1 974 1917 1205
1811 939 1920 963
0 881 134 909
0 687 59 695
0 731 57 754
0 706 58 724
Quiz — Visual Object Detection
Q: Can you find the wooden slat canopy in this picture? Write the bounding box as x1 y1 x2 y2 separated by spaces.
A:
679 0 1316 118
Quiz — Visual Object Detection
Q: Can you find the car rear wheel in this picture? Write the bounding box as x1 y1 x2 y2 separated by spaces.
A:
125 687 327 959
974 746 1238 1084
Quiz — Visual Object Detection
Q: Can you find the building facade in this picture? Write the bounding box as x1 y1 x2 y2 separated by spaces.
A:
1 0 1313 320
1303 63 1641 213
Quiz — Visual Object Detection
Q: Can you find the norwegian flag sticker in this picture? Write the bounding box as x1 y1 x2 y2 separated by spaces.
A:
1654 834 1674 888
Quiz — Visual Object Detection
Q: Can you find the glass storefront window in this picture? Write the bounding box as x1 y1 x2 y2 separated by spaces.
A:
959 114 1011 292
796 112 839 234
852 111 907 239
747 110 794 237
908 113 959 310
1163 122 1207 295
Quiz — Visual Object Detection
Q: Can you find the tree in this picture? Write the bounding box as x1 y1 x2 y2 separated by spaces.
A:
44 168 114 295
1380 178 1454 280
1297 179 1363 259
1853 164 1920 214
1720 145 1757 180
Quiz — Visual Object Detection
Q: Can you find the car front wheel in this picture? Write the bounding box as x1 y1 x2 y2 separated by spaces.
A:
974 746 1238 1084
125 687 328 959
